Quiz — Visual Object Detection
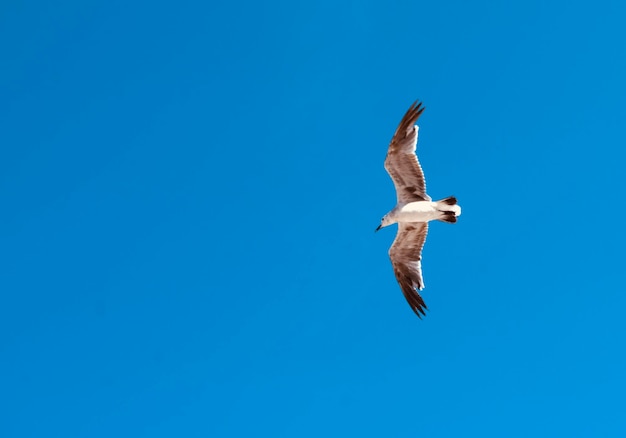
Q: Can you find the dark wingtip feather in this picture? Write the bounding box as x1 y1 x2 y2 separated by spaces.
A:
410 100 425 118
389 100 427 148
399 281 428 318
413 303 427 318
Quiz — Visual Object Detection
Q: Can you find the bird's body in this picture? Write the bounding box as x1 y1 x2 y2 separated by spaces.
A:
388 200 461 224
377 101 461 317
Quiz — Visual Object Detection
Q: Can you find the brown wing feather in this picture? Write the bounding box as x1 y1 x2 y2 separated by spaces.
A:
389 222 429 317
384 101 430 203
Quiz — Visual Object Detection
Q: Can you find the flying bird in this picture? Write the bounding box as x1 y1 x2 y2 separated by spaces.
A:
376 101 461 317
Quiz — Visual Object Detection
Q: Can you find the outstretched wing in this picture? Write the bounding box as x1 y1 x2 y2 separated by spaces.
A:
384 101 431 203
389 222 429 317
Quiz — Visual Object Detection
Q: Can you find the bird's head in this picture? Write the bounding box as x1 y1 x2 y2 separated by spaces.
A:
375 214 393 232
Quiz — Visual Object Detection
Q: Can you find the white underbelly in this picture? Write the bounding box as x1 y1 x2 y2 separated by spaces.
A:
396 201 439 223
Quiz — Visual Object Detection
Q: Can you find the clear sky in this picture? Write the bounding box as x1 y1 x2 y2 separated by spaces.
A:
2 0 626 437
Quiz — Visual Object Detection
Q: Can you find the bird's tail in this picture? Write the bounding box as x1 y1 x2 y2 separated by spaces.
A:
435 196 461 223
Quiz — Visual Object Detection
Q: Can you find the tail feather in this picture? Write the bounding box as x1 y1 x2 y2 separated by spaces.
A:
439 211 457 223
435 196 461 222
439 196 457 206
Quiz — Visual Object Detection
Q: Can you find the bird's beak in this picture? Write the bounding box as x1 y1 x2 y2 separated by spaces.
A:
375 224 382 232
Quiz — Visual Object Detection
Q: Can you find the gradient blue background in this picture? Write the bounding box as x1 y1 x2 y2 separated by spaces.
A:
2 1 625 436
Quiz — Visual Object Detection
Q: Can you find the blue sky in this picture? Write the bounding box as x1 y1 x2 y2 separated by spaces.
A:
2 0 626 436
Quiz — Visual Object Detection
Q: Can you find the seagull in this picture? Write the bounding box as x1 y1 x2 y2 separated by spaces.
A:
376 101 461 317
